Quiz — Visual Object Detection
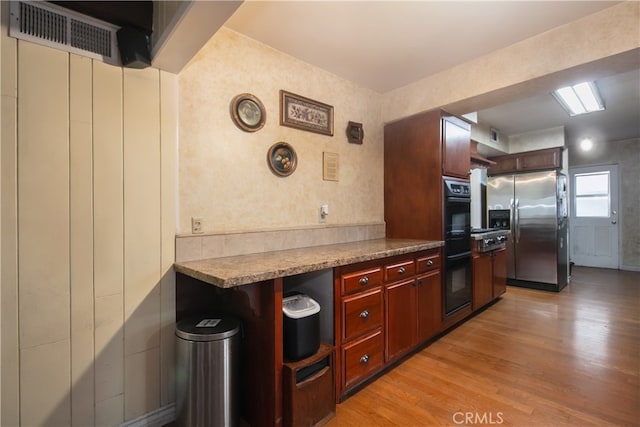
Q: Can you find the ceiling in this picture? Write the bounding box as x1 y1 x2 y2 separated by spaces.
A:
52 1 639 148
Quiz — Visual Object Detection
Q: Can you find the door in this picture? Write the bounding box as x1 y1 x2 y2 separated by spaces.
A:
514 171 558 283
570 165 619 268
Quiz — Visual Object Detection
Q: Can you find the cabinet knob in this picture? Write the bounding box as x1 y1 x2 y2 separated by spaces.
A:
360 354 370 364
398 266 406 274
360 309 369 319
427 259 434 267
359 276 369 285
417 279 423 286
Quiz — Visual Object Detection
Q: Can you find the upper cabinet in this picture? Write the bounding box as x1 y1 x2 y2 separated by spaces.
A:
442 115 471 179
384 109 470 241
487 147 563 176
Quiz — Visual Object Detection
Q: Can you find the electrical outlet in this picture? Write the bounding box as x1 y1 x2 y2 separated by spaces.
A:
191 217 203 234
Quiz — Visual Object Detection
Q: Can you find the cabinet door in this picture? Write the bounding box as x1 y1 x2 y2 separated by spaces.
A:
416 272 442 343
518 148 561 171
442 117 470 179
493 248 507 297
472 253 493 310
487 155 518 176
385 279 417 361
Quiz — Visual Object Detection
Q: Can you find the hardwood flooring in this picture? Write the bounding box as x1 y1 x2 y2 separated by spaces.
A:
325 267 640 426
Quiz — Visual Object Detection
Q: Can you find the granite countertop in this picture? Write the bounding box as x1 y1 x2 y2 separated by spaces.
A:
174 238 443 288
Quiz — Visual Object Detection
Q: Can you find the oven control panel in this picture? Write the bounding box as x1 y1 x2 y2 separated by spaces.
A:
444 179 470 197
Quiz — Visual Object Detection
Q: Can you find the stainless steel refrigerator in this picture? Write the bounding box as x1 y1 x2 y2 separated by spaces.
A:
487 170 568 291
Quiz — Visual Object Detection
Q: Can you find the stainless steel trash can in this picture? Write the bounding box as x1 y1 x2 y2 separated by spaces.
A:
175 315 241 427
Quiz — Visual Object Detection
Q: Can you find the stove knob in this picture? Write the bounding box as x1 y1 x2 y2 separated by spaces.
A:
484 238 495 245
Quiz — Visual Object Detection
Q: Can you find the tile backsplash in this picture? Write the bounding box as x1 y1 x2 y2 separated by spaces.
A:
175 222 386 262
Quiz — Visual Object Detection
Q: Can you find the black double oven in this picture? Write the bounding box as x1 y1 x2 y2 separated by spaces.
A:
443 178 472 316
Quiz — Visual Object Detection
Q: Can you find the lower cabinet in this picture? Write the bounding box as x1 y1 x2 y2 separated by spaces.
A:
493 248 507 297
472 252 493 309
335 248 442 401
385 278 417 361
416 271 442 343
472 247 507 310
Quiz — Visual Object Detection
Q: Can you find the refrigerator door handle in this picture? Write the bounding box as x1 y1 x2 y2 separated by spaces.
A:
514 198 520 243
510 198 515 238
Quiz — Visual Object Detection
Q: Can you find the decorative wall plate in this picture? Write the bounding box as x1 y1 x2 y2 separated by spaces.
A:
231 93 266 132
267 142 297 177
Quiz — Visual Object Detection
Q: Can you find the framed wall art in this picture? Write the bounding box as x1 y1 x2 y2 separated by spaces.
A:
346 121 363 144
267 142 297 177
280 90 334 136
230 93 266 132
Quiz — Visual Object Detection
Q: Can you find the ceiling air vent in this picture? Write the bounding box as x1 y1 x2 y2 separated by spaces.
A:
9 0 119 65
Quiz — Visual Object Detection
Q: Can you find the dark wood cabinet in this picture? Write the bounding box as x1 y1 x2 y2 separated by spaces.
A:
384 109 470 240
472 245 508 311
416 271 442 343
472 253 494 310
493 248 507 297
487 147 562 176
442 116 472 179
283 343 335 427
335 248 442 401
385 278 417 361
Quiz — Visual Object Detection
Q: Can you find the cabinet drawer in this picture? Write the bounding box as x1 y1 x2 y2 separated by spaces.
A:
342 329 384 390
383 259 415 283
341 267 383 295
342 288 383 341
417 252 441 273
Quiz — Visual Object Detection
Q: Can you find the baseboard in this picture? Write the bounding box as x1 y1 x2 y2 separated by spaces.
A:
621 264 640 272
120 403 175 427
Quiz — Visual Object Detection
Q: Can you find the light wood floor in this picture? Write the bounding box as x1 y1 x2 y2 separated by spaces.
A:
326 266 640 426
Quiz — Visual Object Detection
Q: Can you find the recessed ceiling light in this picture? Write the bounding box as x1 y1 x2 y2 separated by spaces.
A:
580 138 593 151
552 82 605 116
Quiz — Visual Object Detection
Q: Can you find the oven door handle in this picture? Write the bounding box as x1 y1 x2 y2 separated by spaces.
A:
446 251 471 262
447 197 471 204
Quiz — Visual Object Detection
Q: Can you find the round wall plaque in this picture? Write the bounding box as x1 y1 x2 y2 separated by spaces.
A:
230 93 266 132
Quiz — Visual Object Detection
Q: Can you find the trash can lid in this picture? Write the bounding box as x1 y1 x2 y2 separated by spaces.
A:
175 315 241 342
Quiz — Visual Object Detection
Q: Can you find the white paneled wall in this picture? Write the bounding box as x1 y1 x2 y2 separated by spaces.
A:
1 34 177 426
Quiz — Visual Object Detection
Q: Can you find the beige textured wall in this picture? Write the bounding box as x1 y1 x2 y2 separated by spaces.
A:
0 34 177 427
178 28 384 235
569 139 640 270
383 1 640 123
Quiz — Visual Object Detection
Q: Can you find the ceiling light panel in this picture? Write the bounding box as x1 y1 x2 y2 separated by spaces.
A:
552 82 605 116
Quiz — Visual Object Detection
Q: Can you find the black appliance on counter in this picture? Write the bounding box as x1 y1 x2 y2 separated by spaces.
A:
443 178 472 316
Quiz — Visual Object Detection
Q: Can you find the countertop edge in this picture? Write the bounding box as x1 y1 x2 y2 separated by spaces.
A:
174 239 443 288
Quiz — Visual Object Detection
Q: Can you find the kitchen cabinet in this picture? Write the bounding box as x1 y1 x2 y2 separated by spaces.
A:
384 109 471 241
385 251 442 362
493 248 507 297
416 271 442 343
472 252 494 310
472 247 507 310
487 147 562 176
385 277 416 361
442 115 472 179
335 248 442 400
336 261 385 397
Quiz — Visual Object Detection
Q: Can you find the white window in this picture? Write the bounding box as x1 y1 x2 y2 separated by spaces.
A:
574 171 610 217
